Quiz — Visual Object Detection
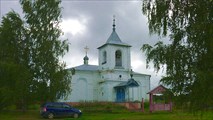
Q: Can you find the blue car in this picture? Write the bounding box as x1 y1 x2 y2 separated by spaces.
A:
40 102 82 119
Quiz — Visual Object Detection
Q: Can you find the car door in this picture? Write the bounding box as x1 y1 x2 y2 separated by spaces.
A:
53 103 63 117
62 104 74 117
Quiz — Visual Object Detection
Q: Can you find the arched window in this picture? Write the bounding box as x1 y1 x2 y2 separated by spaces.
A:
102 51 107 64
115 50 122 67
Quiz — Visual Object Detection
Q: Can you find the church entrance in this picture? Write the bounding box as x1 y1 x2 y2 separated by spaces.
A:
116 88 125 102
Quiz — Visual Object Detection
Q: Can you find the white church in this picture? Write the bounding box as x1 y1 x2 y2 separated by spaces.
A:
64 19 151 102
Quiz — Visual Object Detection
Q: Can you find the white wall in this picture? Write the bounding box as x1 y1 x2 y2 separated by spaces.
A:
65 70 100 102
98 45 131 71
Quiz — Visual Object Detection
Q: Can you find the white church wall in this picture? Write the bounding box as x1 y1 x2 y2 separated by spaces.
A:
128 87 137 101
133 74 151 101
113 70 131 80
98 45 107 68
99 45 131 71
64 70 100 102
63 70 150 102
75 78 88 101
99 81 116 102
99 82 108 101
107 81 121 101
100 70 131 83
98 69 150 102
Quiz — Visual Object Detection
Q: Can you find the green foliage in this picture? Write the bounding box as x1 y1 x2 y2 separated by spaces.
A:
27 104 40 110
0 11 31 110
0 0 70 110
20 0 71 102
142 0 213 111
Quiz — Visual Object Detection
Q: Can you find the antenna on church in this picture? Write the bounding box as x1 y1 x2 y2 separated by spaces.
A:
113 15 116 31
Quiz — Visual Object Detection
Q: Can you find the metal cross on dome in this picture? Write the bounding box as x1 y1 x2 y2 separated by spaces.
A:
84 46 89 56
113 15 116 31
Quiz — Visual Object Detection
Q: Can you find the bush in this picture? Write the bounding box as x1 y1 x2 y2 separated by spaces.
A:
28 104 40 110
144 102 149 110
74 102 128 113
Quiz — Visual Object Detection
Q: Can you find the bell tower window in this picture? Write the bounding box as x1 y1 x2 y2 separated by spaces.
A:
115 50 122 67
102 51 107 64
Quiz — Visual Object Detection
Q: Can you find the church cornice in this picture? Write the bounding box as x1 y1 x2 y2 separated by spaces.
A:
97 42 131 49
98 79 127 84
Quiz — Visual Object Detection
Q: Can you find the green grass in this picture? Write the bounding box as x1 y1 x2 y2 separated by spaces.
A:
0 110 213 120
0 110 43 120
77 112 213 120
0 102 212 120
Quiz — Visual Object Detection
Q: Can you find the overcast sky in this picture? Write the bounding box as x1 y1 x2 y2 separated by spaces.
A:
0 0 166 88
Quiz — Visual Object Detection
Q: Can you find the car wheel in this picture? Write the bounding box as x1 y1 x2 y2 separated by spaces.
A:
73 113 79 118
47 113 54 119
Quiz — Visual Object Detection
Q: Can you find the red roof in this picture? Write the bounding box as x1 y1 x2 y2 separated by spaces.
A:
147 85 167 94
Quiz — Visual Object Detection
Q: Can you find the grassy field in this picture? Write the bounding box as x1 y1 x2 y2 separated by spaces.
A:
0 109 213 120
0 103 212 120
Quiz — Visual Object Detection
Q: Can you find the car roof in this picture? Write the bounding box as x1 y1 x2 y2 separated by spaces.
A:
41 102 69 107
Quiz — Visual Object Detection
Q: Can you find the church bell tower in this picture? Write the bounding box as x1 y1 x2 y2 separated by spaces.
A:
98 17 131 71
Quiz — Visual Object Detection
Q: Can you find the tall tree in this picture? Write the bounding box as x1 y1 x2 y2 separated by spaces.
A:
20 0 71 102
0 11 31 110
0 0 71 110
142 0 213 111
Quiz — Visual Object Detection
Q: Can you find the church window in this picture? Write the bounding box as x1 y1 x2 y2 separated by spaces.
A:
102 51 107 64
119 75 122 78
119 75 122 80
115 50 122 67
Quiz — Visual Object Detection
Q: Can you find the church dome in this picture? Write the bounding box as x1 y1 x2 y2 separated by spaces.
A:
83 55 89 65
83 55 89 60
